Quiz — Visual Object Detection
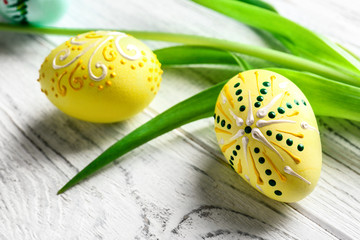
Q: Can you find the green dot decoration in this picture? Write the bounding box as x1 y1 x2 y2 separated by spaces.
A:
216 116 220 123
269 180 276 186
257 96 264 102
221 120 225 127
302 100 307 106
266 130 272 136
276 134 283 141
233 150 237 156
260 88 267 94
245 126 252 134
254 147 260 153
238 96 243 102
234 82 240 88
240 105 246 112
268 111 276 119
258 157 265 164
277 107 285 114
263 81 271 87
236 89 242 95
286 138 293 146
298 144 304 151
294 99 299 105
286 102 292 109
274 190 282 196
227 124 232 129
254 102 261 108
236 145 241 150
265 169 272 175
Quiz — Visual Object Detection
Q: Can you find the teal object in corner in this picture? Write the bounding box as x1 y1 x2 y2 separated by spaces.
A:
0 0 68 25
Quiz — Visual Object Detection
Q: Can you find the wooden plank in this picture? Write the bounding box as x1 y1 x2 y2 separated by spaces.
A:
0 100 337 239
0 0 359 239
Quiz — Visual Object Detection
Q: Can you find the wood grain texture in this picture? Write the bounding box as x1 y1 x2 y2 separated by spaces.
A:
0 0 359 239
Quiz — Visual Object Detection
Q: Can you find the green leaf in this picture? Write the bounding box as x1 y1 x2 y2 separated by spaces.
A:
154 45 237 66
155 45 360 121
1 23 359 86
234 0 277 12
157 46 360 121
266 68 360 121
192 0 360 74
57 80 226 194
155 45 264 70
228 51 253 70
154 44 325 72
336 42 360 63
157 45 360 121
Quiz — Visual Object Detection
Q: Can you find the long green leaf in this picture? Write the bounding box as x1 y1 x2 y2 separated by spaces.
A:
154 46 237 66
192 0 360 74
157 46 360 121
336 43 360 63
228 52 253 70
57 80 226 194
235 0 277 12
58 62 359 193
155 45 273 70
58 67 360 194
1 23 359 86
154 45 294 71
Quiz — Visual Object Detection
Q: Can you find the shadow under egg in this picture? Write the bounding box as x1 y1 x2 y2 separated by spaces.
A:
15 107 132 162
172 147 292 238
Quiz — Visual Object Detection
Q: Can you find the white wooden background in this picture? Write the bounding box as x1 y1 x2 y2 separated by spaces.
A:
0 0 359 239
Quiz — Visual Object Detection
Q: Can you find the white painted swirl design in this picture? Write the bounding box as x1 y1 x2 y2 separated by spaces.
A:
115 35 142 61
52 31 142 82
53 49 81 70
88 36 112 81
70 36 87 45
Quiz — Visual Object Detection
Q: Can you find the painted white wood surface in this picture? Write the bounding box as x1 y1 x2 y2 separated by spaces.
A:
0 0 359 239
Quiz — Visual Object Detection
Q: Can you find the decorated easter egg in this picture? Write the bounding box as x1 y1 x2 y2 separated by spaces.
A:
38 31 163 123
214 70 322 202
0 0 68 25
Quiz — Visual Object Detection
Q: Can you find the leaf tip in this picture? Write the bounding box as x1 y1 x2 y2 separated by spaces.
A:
57 187 66 195
57 183 72 195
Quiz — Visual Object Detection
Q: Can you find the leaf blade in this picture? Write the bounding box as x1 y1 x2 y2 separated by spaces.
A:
154 45 237 66
234 0 277 12
192 0 360 73
57 80 226 194
157 45 360 121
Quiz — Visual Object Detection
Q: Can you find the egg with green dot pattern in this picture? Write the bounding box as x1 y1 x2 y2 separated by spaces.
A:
214 70 322 202
38 31 163 123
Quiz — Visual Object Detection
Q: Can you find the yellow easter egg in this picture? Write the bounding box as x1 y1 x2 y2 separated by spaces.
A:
38 31 163 123
214 70 322 202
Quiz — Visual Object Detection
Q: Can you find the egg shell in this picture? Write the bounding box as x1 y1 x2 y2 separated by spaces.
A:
0 0 68 25
214 70 322 202
38 31 163 123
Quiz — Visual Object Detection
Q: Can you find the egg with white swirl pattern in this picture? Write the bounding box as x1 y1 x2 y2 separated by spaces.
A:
38 31 163 123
